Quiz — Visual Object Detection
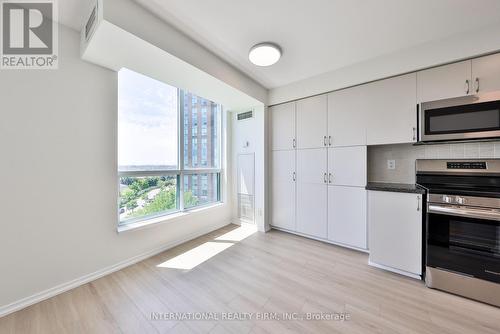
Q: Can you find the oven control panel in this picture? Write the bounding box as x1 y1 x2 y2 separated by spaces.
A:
446 162 487 169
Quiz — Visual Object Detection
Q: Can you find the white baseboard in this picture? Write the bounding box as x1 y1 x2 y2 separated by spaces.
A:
368 260 422 280
270 226 369 254
0 221 231 318
231 219 242 226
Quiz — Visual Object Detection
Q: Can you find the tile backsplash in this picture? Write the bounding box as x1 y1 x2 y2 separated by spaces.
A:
368 141 500 184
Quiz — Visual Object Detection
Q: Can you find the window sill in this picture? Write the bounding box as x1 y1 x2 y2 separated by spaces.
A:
116 202 225 234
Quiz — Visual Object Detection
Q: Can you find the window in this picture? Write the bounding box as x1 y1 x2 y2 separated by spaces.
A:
183 173 219 209
118 69 222 225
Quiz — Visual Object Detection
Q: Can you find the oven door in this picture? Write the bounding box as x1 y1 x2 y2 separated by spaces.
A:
427 204 500 283
420 95 500 142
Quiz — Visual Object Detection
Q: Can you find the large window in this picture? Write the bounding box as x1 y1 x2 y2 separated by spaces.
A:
118 69 222 225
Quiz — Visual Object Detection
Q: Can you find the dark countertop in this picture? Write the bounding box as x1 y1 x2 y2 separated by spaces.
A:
366 182 426 194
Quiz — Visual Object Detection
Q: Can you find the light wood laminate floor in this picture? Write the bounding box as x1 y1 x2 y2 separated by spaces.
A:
1 224 499 334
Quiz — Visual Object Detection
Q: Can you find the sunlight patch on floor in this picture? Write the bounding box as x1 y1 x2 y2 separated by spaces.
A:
215 224 258 242
157 241 234 270
157 225 258 270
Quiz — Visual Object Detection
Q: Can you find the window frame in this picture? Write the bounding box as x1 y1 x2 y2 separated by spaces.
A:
118 86 223 226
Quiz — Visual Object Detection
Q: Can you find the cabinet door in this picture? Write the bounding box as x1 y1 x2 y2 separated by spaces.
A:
328 186 367 249
296 148 327 238
271 150 296 230
368 191 422 275
296 95 328 149
328 146 366 187
270 102 295 150
472 53 500 94
328 88 367 147
417 60 472 102
366 74 417 145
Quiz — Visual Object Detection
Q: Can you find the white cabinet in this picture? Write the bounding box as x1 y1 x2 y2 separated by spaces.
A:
366 74 417 145
328 89 367 147
271 150 296 230
328 146 366 187
417 56 500 102
329 74 417 146
328 186 367 249
472 53 500 94
270 102 295 151
368 191 422 277
296 148 328 238
417 61 472 102
296 95 328 149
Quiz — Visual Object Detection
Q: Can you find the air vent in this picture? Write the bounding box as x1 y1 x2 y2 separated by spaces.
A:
238 194 255 223
237 111 253 121
85 4 97 41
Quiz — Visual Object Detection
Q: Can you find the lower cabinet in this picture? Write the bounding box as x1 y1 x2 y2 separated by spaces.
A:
297 183 328 238
296 148 328 238
368 191 422 277
271 146 367 250
328 186 367 249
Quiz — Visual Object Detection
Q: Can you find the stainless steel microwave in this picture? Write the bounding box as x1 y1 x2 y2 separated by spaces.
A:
419 92 500 142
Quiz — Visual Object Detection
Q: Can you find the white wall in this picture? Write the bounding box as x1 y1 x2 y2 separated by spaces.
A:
0 25 233 314
269 21 500 105
231 106 268 232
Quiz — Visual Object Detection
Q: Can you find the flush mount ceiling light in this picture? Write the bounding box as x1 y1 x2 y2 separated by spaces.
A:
248 43 282 67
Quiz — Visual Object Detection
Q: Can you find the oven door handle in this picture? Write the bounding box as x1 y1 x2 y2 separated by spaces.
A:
428 204 500 221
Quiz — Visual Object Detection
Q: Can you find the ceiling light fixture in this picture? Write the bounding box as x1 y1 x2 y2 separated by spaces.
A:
248 43 282 67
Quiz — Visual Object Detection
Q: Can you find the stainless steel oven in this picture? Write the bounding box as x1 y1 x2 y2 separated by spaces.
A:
417 159 500 307
420 92 500 142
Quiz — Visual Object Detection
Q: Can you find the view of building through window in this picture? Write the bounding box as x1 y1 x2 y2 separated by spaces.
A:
118 69 221 224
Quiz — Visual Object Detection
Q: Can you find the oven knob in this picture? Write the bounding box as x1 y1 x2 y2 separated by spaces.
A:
442 195 452 203
456 197 466 205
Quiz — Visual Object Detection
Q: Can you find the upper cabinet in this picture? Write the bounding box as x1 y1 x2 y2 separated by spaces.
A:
328 87 367 147
472 53 500 95
270 102 295 151
296 95 328 149
329 74 416 147
366 74 417 145
417 60 471 103
272 53 500 150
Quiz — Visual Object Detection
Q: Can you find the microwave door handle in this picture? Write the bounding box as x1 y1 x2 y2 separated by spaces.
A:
428 204 500 221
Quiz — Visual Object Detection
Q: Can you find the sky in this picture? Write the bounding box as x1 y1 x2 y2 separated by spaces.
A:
118 68 178 168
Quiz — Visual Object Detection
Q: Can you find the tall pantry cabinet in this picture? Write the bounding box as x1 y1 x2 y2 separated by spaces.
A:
270 102 296 231
270 94 368 250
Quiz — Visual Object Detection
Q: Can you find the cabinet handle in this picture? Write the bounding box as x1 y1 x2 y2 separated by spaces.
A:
323 136 327 147
292 138 296 148
412 127 416 141
324 173 327 183
329 135 332 146
329 173 333 183
465 79 470 95
417 196 421 211
475 77 480 93
293 172 296 181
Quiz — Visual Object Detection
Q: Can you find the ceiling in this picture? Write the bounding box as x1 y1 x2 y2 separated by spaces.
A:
61 0 500 89
56 0 94 32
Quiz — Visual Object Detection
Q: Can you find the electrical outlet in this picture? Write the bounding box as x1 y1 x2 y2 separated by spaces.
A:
387 159 396 170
